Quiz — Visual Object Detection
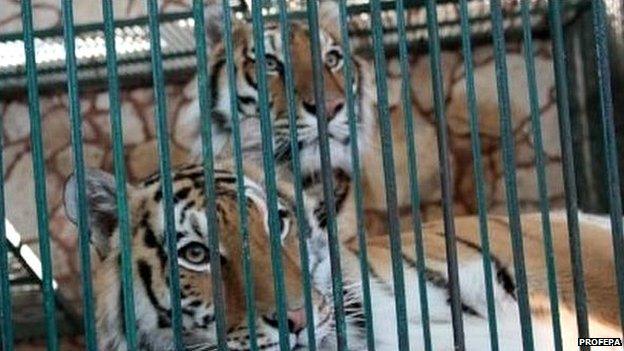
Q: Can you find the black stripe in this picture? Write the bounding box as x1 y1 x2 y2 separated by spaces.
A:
402 253 481 317
187 299 202 308
173 186 192 204
273 137 292 163
143 171 161 186
212 110 231 130
179 200 196 224
342 287 367 331
190 217 206 239
137 259 170 315
202 313 215 327
401 253 446 288
118 256 127 340
237 102 247 115
157 314 171 328
141 217 167 269
173 170 205 182
238 95 256 105
437 231 517 299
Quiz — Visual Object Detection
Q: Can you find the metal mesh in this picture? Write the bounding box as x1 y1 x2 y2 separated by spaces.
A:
1 1 623 351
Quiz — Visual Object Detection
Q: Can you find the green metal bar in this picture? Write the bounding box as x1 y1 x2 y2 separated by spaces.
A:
219 0 258 349
488 1 534 349
0 80 13 351
304 1 349 349
519 1 563 350
60 0 97 349
146 1 184 349
336 1 375 349
249 1 291 349
589 0 624 336
546 2 589 347
457 1 499 349
101 2 138 349
20 1 59 349
575 14 607 213
563 22 593 213
393 0 433 349
424 1 466 349
368 0 409 349
191 2 228 349
275 1 317 349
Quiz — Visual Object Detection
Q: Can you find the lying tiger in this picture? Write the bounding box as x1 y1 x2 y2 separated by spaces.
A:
63 164 353 350
64 164 621 350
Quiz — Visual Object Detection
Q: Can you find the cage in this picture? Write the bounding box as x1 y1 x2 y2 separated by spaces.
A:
0 0 623 350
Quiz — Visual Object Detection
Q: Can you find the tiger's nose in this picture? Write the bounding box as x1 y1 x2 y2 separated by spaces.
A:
287 307 306 334
325 98 345 120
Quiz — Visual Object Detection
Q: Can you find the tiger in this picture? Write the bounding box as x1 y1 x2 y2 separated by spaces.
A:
183 0 454 238
185 0 377 230
62 163 365 350
63 163 621 350
315 211 622 350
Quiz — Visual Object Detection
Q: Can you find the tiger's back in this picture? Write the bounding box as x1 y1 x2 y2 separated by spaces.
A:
334 213 621 350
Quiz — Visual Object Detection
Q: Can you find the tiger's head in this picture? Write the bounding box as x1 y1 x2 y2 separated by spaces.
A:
63 164 345 350
186 1 375 211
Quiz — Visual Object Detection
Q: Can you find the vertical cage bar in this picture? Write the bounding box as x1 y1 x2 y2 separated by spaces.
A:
590 0 624 335
275 1 317 349
424 1 465 349
488 1 535 349
519 1 563 350
192 1 228 349
394 0 434 349
0 91 13 351
547 1 589 345
457 1 499 349
368 0 409 349
219 0 259 349
572 13 607 214
101 2 138 349
60 0 97 349
146 1 184 349
20 1 59 349
336 1 376 349
563 20 593 214
250 1 292 349
304 1 349 349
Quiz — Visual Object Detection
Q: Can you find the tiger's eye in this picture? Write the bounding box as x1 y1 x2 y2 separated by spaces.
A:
265 54 280 71
181 243 209 264
325 50 343 69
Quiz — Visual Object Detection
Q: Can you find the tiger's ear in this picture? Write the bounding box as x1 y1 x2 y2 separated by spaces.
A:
204 0 225 48
64 168 123 257
204 1 249 50
319 0 341 40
